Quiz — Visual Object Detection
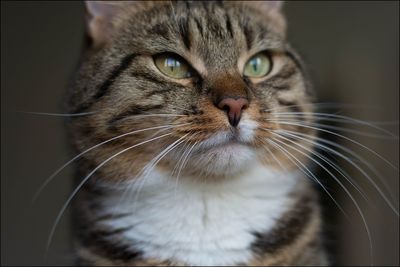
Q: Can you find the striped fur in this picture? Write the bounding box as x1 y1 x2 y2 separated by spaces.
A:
66 1 326 266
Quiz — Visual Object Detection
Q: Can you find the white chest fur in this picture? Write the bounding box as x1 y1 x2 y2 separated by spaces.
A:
99 163 300 266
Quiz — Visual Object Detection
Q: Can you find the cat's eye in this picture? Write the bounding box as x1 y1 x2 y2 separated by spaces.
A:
154 53 192 79
243 52 272 78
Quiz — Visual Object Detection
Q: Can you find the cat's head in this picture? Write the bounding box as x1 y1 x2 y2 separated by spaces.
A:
67 1 315 181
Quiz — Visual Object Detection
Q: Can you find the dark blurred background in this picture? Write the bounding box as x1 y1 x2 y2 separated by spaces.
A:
1 1 399 266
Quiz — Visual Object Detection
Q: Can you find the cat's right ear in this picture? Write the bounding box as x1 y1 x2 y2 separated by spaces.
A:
243 1 286 33
84 1 135 48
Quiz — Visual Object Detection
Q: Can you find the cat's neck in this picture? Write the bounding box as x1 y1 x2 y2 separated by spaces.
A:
91 162 302 266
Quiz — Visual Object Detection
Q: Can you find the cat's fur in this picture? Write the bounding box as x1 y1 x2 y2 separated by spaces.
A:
67 1 327 266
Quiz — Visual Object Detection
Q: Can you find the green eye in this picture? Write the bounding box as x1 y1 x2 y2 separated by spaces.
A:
154 53 192 79
243 52 272 78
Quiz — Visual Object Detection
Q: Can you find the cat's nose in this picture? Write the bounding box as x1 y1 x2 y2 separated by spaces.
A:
217 97 249 127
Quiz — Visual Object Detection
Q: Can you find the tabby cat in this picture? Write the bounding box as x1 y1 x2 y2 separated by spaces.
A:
66 1 328 266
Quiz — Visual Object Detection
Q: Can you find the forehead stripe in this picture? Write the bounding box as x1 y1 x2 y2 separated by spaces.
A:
74 53 137 113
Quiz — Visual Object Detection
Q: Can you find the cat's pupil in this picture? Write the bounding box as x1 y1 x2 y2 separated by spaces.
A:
165 58 180 73
252 58 260 72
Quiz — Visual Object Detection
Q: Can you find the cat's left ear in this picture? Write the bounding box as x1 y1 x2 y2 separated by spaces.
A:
85 1 120 47
85 1 140 48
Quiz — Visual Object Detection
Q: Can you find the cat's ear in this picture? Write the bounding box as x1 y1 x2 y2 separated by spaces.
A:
246 1 284 12
85 1 137 48
243 1 286 33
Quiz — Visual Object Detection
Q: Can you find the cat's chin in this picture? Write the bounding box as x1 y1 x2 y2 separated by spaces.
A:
185 143 257 177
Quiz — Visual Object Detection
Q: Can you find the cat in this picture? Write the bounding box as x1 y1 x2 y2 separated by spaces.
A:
66 1 328 266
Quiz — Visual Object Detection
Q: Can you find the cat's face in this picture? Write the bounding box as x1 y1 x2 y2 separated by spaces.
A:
68 1 315 181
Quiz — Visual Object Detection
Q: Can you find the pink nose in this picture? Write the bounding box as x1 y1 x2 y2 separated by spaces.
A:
217 97 249 127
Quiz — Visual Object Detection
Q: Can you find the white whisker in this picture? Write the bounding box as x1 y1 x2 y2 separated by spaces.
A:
274 129 399 215
256 137 290 174
267 118 398 139
171 138 193 178
174 140 199 197
269 135 373 265
44 132 174 258
122 133 190 212
273 111 398 132
268 121 399 171
18 111 97 117
269 130 370 205
32 123 190 205
266 139 348 218
263 102 385 113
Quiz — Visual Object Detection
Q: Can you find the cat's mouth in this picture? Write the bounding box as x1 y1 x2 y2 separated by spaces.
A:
169 119 258 176
200 139 249 153
185 134 257 176
194 118 257 153
192 130 255 156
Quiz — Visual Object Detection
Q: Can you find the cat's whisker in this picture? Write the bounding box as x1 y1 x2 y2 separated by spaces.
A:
266 118 398 140
274 129 399 215
268 134 374 265
266 120 399 171
279 129 389 175
263 101 385 113
268 136 376 263
256 136 290 174
116 132 189 203
142 134 190 180
273 111 399 127
119 113 187 119
268 115 398 139
19 104 195 119
274 115 399 135
45 131 175 259
17 110 97 117
126 133 190 212
170 105 195 113
170 139 193 179
111 113 188 128
170 139 193 196
31 123 190 205
266 139 348 219
268 130 370 205
174 139 199 198
109 131 194 219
